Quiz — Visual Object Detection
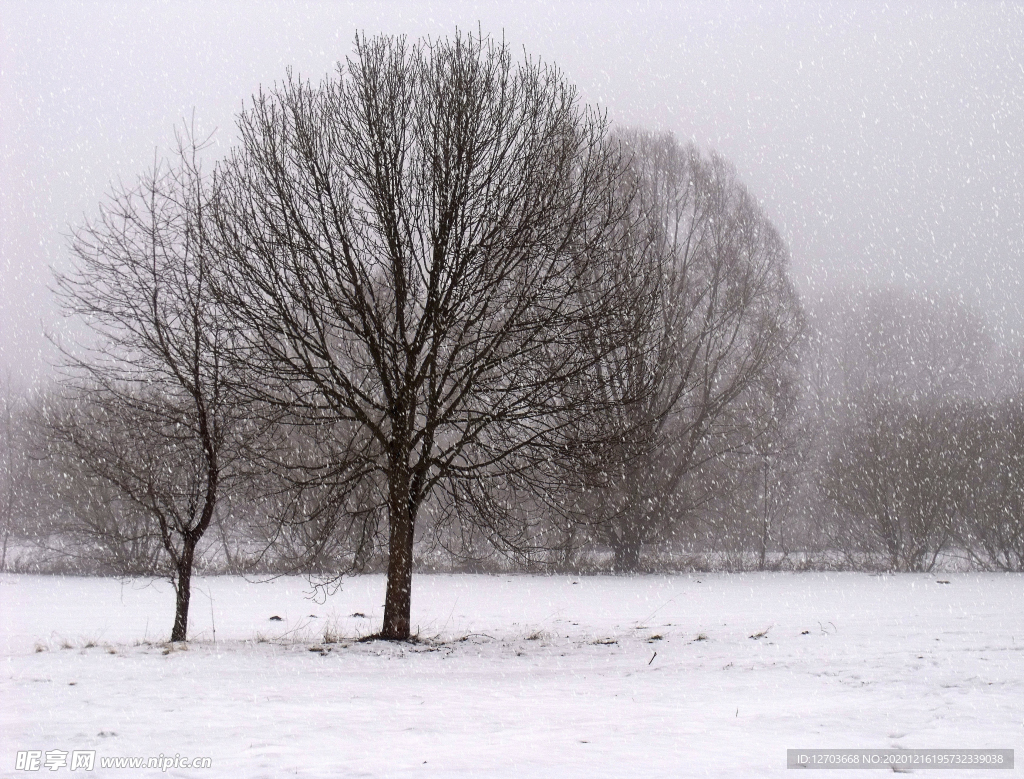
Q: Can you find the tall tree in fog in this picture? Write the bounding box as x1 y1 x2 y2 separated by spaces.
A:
53 130 242 642
213 33 631 640
568 131 803 571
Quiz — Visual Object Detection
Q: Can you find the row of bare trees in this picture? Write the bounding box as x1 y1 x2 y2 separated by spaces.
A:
0 32 808 641
2 32 1018 652
26 29 1024 639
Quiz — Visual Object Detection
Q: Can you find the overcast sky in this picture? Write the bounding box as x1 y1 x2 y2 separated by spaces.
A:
2 1 1022 384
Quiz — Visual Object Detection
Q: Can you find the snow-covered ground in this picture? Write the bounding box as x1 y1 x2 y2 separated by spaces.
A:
1 572 1021 777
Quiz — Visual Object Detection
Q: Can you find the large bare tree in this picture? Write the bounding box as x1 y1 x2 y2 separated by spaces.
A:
212 32 630 639
53 130 242 641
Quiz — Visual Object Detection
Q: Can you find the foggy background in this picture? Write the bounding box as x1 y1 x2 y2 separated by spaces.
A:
2 1 1022 386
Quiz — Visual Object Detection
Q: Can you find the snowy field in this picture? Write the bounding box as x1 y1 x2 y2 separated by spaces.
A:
1 572 1021 778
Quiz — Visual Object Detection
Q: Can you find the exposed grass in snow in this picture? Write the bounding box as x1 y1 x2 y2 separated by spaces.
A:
1 572 1021 777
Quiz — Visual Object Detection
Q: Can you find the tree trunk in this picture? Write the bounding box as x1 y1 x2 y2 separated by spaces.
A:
613 536 642 572
612 511 644 573
170 540 196 642
167 458 217 643
381 456 416 640
758 457 770 571
612 479 647 572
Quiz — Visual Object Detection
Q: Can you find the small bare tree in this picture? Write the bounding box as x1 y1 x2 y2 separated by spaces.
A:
957 397 1024 571
819 401 963 571
31 387 169 575
53 129 243 641
0 376 29 569
213 32 630 639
